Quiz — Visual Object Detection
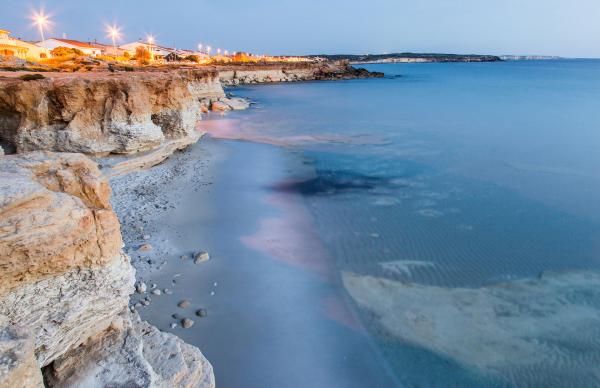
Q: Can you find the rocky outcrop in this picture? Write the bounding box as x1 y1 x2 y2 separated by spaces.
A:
219 61 384 85
44 311 214 388
0 69 224 155
0 152 214 387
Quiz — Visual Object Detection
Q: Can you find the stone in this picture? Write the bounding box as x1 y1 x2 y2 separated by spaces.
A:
210 101 231 112
194 251 210 264
170 323 178 329
172 314 184 320
164 289 173 295
219 97 250 110
195 309 208 318
180 255 189 260
136 282 147 294
181 318 195 329
178 300 191 309
151 289 161 296
138 244 153 252
43 311 214 388
0 316 44 387
143 234 151 240
141 300 150 306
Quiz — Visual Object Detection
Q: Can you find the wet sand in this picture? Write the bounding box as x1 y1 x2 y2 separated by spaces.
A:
112 134 398 387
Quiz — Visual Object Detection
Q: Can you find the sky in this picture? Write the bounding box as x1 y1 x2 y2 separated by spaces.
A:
1 0 599 57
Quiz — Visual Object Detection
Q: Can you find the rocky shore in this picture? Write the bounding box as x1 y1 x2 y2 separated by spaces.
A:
0 61 382 386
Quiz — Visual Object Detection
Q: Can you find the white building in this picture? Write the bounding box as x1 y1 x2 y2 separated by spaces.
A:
0 29 50 60
38 38 102 56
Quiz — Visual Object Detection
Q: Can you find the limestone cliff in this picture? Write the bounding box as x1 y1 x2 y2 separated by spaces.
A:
219 61 384 85
0 70 224 155
0 152 214 387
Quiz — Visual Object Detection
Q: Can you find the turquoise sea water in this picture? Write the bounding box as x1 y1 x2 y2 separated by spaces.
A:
211 61 600 386
141 60 600 387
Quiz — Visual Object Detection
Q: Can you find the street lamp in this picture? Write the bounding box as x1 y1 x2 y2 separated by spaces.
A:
147 35 155 60
206 46 211 57
32 11 49 48
107 25 121 57
198 43 202 53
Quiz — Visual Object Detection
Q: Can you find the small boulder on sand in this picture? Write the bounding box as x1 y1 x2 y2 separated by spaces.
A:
181 318 195 329
178 300 191 309
194 251 210 264
195 309 208 318
135 282 147 293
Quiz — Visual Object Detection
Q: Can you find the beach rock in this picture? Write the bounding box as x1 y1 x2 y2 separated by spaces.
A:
181 318 195 329
210 101 231 112
0 316 44 388
136 282 147 294
43 311 214 388
0 70 225 155
194 251 210 264
178 300 191 309
151 289 162 296
170 323 178 329
220 97 250 110
195 309 208 318
164 288 173 295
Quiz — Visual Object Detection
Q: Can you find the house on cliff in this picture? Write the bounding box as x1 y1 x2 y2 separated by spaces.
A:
37 38 102 57
0 29 50 60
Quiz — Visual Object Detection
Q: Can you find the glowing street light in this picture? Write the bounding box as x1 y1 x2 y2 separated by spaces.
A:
107 24 121 57
217 48 221 55
147 35 155 60
206 46 211 56
224 50 228 56
31 10 50 47
198 43 202 53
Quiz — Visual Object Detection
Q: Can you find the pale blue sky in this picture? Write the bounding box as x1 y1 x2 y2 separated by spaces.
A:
2 0 599 57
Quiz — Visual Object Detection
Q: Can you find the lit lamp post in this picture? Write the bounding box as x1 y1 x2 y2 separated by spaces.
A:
32 11 49 48
107 25 121 58
206 46 211 57
147 35 155 61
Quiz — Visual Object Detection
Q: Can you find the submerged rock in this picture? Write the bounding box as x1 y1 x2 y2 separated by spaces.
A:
343 270 600 384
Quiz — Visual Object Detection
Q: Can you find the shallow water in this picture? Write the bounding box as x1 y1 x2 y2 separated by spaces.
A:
142 61 600 387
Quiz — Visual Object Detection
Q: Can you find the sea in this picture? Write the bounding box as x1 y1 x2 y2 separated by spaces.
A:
140 60 600 387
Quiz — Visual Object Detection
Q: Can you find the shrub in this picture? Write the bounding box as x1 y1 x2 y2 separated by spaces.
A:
185 55 199 63
135 46 152 65
19 73 45 81
50 46 84 57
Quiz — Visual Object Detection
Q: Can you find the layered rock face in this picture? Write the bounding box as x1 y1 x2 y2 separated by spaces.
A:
0 152 213 387
219 61 384 85
0 69 224 155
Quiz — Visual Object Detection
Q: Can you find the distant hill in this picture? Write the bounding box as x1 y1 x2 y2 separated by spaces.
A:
310 53 502 63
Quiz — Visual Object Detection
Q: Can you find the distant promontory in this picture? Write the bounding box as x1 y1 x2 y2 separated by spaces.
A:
310 53 502 63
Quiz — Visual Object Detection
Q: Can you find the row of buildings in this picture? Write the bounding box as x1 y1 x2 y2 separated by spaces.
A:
0 28 216 62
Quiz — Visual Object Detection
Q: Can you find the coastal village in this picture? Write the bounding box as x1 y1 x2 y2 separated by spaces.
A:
0 14 311 66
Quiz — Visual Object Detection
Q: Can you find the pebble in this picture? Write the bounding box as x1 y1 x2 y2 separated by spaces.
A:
180 255 188 260
172 313 184 320
170 323 178 329
210 291 215 296
143 234 151 240
138 244 153 252
135 282 147 294
181 318 195 329
195 309 208 317
151 289 161 295
178 300 191 309
130 306 135 312
151 283 157 289
213 282 218 287
164 288 173 295
134 303 141 308
194 251 210 264
141 300 150 306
